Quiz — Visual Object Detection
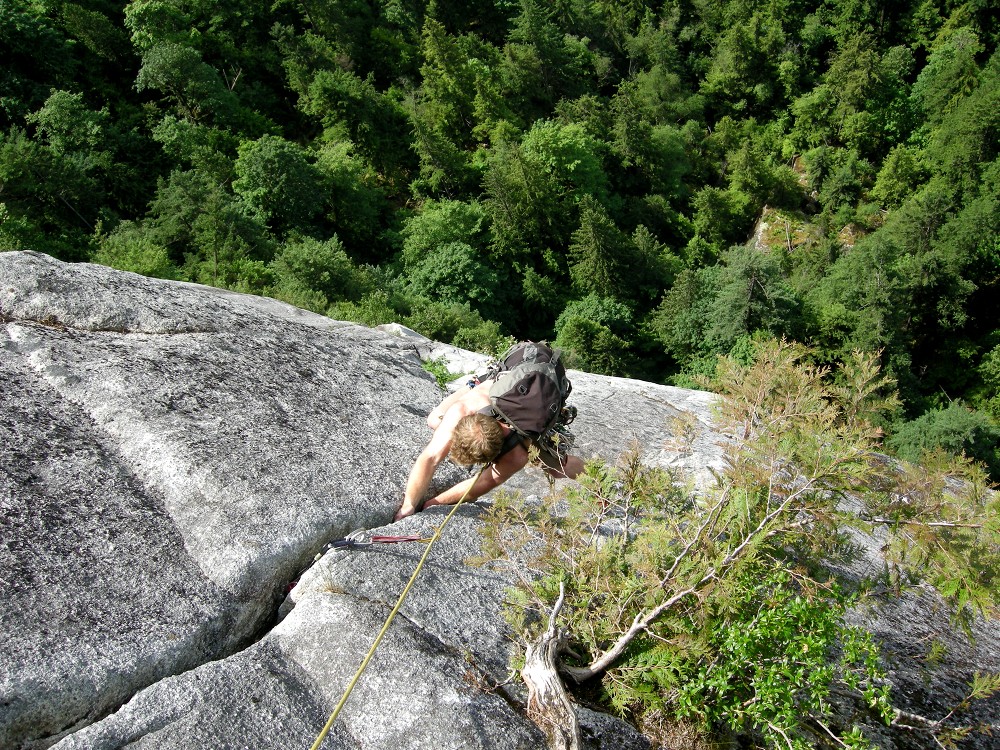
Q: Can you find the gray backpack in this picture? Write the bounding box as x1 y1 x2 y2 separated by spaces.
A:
486 342 572 439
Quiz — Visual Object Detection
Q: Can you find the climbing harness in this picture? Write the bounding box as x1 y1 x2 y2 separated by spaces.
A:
308 463 489 750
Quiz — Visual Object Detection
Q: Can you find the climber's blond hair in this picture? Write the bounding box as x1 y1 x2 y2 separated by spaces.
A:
450 413 505 466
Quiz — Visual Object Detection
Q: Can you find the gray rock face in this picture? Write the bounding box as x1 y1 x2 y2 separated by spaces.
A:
2 252 658 749
1 252 466 747
3 251 997 750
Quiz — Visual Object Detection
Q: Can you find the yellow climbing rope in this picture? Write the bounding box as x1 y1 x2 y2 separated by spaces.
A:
308 463 489 750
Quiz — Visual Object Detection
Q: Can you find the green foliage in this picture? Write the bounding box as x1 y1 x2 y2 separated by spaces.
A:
871 145 926 209
330 289 400 329
481 339 996 747
62 3 131 63
136 42 241 125
403 296 511 353
911 28 983 129
421 356 457 388
567 196 635 301
555 317 634 376
407 240 502 318
667 569 890 750
93 220 180 279
888 402 1000 477
703 245 802 352
651 248 802 382
0 127 99 260
554 293 636 374
142 168 274 289
0 1 76 127
151 116 238 181
3 0 1000 456
400 199 491 269
26 90 109 161
269 234 365 311
232 135 325 235
314 141 388 259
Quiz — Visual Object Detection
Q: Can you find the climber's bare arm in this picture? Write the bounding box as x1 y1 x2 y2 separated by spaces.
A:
426 387 468 430
423 444 529 509
397 384 495 521
426 380 491 430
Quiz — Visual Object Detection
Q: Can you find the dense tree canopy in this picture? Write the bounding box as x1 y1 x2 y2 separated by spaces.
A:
2 0 999 473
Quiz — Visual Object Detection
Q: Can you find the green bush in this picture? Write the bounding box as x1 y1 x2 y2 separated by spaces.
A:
480 340 997 748
888 401 1000 478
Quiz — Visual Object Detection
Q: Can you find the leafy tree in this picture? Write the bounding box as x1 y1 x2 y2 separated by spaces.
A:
804 234 905 365
703 245 802 354
688 186 755 255
314 140 389 259
871 145 926 209
0 127 100 260
150 115 238 181
787 40 915 160
501 0 596 120
407 241 502 319
484 120 607 267
301 66 414 184
911 26 983 129
651 265 721 378
407 20 511 196
567 196 635 301
407 99 483 198
232 135 325 236
519 119 609 204
555 293 632 337
26 89 109 161
0 1 76 127
293 0 374 67
920 45 1000 195
416 18 507 146
651 244 802 382
124 0 197 53
786 83 838 151
725 127 803 213
93 220 180 279
136 42 243 126
404 296 512 354
554 293 636 374
553 316 634 375
330 288 402 328
612 67 703 129
815 149 872 220
61 2 132 64
142 168 273 288
700 11 787 117
400 199 491 270
269 234 363 309
608 84 692 199
125 0 292 127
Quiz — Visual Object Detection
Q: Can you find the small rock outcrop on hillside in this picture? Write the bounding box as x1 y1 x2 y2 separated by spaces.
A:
2 251 997 749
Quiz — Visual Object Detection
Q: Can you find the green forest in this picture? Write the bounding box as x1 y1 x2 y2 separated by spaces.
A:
3 0 999 474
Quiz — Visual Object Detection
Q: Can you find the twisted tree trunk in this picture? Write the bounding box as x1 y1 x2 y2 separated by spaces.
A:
521 583 581 750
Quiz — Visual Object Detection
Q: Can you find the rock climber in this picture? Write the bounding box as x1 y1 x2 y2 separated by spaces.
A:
394 377 584 521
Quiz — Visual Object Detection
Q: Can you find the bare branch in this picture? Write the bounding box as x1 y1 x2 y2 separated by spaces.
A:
522 581 581 750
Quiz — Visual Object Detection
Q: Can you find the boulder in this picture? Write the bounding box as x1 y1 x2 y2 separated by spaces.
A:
3 251 997 750
0 252 676 749
0 251 464 747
